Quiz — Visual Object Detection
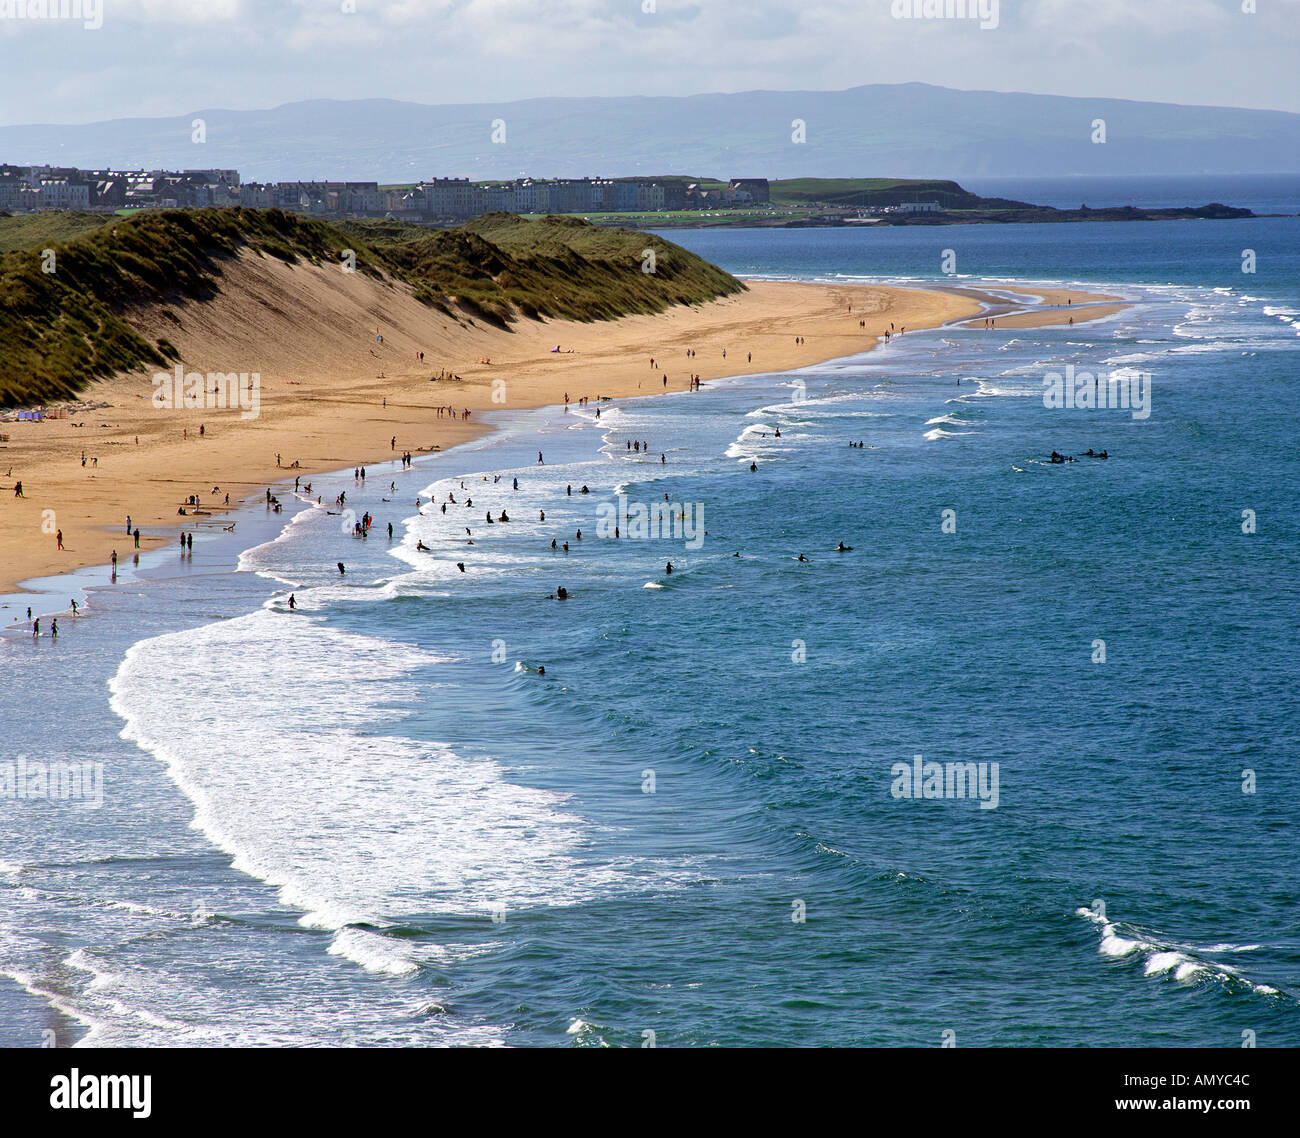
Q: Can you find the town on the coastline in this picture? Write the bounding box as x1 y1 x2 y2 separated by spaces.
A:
0 165 952 223
0 166 789 219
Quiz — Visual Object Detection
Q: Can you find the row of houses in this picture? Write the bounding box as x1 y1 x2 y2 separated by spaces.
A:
0 165 771 220
0 166 243 212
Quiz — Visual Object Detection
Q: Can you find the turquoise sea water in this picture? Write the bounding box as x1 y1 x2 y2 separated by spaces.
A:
2 210 1298 1047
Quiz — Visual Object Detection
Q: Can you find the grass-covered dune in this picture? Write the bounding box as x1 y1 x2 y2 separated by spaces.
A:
0 208 744 408
341 212 743 326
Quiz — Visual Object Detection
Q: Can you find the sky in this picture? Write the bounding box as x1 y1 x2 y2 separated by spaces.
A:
0 0 1296 127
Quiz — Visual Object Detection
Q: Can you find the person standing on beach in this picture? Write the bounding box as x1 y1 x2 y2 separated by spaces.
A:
133 528 140 548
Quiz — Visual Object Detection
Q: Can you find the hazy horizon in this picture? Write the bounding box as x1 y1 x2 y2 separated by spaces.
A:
0 0 1296 128
8 80 1300 133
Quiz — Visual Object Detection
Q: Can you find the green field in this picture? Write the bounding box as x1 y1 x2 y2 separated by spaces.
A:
0 211 113 254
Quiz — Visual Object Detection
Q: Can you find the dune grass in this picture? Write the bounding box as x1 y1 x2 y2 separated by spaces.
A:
1 208 743 407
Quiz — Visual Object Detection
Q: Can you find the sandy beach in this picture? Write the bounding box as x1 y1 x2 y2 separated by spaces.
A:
0 266 1125 596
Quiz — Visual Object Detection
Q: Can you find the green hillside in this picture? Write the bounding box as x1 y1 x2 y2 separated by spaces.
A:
769 178 1032 210
1 208 744 408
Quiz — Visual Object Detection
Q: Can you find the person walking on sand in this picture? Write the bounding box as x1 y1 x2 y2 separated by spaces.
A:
13 481 22 497
538 451 544 465
56 529 63 550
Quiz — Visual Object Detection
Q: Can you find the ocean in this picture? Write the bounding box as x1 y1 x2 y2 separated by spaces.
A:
2 202 1298 1048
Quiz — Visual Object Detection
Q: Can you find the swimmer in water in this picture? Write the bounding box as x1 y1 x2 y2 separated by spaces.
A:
457 562 466 572
537 665 545 675
835 542 853 552
750 462 757 472
337 562 346 574
416 540 430 551
665 561 673 575
557 587 568 600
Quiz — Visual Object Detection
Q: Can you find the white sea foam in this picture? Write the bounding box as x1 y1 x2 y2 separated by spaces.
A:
109 610 629 949
1075 907 1286 1000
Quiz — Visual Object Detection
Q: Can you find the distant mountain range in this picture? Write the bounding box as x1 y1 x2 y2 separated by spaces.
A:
4 84 1298 183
